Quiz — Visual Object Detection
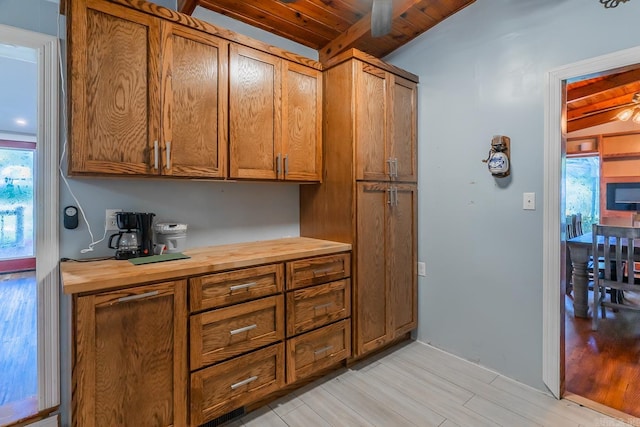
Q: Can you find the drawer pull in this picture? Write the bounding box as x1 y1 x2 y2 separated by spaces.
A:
313 267 333 275
230 375 258 390
229 324 257 335
314 302 333 311
314 345 334 356
117 290 159 303
229 281 257 292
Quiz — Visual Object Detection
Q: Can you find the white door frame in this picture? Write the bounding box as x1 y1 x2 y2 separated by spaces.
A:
0 24 60 411
543 45 640 398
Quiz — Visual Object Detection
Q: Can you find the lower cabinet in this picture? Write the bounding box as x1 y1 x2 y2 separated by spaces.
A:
72 280 188 427
71 249 351 427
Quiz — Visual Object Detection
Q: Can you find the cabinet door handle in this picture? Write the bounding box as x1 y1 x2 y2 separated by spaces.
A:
314 345 334 356
117 290 159 304
230 375 258 390
314 302 333 311
394 187 399 206
313 267 333 275
229 324 257 335
229 281 257 292
284 154 289 176
165 141 171 170
386 158 393 177
276 153 281 176
387 188 393 205
393 158 398 178
153 140 159 170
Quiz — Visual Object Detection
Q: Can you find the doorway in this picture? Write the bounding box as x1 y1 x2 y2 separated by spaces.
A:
543 45 640 417
0 23 59 426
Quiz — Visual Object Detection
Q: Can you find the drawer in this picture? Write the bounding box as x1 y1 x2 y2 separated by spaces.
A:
286 319 351 383
190 343 284 426
190 264 284 312
190 295 284 370
286 279 351 337
286 253 351 290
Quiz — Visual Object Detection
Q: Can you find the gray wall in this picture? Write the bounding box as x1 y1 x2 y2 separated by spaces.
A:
384 0 640 391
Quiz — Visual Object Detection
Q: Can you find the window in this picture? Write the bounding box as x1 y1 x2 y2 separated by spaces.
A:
566 156 600 229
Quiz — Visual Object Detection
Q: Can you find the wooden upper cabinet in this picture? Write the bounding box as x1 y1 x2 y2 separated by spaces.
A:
161 24 228 178
229 44 282 180
355 61 417 183
229 45 321 182
68 0 229 178
69 0 160 175
282 62 322 181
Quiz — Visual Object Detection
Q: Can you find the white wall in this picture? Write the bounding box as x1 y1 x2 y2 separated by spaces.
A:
384 0 640 391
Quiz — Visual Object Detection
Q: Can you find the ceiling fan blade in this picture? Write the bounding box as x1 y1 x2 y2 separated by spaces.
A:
371 0 392 37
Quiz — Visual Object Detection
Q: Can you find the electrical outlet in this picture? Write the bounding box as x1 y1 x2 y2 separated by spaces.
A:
105 209 122 231
417 261 426 277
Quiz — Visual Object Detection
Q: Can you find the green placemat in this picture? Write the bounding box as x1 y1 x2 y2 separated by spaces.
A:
128 253 190 265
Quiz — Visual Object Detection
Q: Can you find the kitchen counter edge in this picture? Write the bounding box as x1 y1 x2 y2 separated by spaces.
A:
61 237 351 295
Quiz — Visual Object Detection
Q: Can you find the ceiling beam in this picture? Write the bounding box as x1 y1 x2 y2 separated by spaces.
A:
567 93 634 120
177 0 197 15
318 0 422 63
567 105 630 133
567 68 640 102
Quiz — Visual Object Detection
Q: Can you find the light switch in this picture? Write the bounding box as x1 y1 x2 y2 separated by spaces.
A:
417 262 426 276
523 192 535 210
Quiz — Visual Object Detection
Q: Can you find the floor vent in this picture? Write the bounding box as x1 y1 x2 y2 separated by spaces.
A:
199 407 245 427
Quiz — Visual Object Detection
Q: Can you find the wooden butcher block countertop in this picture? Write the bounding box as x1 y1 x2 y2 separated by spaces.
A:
61 237 351 295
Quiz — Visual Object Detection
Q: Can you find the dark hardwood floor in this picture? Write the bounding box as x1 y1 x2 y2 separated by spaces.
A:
565 290 640 417
0 271 37 407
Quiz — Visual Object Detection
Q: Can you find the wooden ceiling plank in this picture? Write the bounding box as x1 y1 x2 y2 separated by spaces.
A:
304 0 369 24
567 93 637 120
318 0 423 62
567 69 640 102
420 0 474 21
400 6 439 29
198 0 330 48
285 0 356 32
567 106 630 133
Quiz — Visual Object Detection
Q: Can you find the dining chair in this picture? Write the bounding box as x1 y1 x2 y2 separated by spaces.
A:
592 224 640 331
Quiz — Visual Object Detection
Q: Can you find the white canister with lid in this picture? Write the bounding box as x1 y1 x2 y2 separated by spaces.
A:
153 222 188 254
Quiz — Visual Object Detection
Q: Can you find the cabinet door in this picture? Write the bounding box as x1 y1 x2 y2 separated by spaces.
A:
355 182 390 355
73 281 187 427
162 24 228 178
388 184 417 337
390 76 417 182
229 44 282 179
282 62 322 181
355 63 390 182
69 0 160 175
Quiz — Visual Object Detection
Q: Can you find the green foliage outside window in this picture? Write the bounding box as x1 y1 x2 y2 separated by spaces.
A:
566 156 600 230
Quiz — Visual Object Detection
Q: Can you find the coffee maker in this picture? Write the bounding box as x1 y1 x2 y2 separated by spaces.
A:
108 212 155 260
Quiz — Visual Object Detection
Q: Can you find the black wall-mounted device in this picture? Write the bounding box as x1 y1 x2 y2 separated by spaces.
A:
64 205 79 229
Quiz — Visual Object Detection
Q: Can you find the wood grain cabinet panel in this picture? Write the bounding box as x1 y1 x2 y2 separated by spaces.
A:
286 253 351 290
355 62 417 182
286 319 351 383
69 0 160 175
286 279 351 336
356 182 417 353
73 280 187 427
229 44 321 182
282 62 322 181
189 263 283 312
68 0 228 178
190 343 285 426
300 53 418 358
161 24 228 178
190 295 284 369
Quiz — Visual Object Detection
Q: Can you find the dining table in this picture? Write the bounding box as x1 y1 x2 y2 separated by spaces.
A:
567 231 640 318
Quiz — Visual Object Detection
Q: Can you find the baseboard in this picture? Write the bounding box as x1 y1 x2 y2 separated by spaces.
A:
564 392 640 424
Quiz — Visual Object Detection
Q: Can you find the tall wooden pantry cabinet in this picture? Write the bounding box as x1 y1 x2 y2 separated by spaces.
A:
301 49 418 358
